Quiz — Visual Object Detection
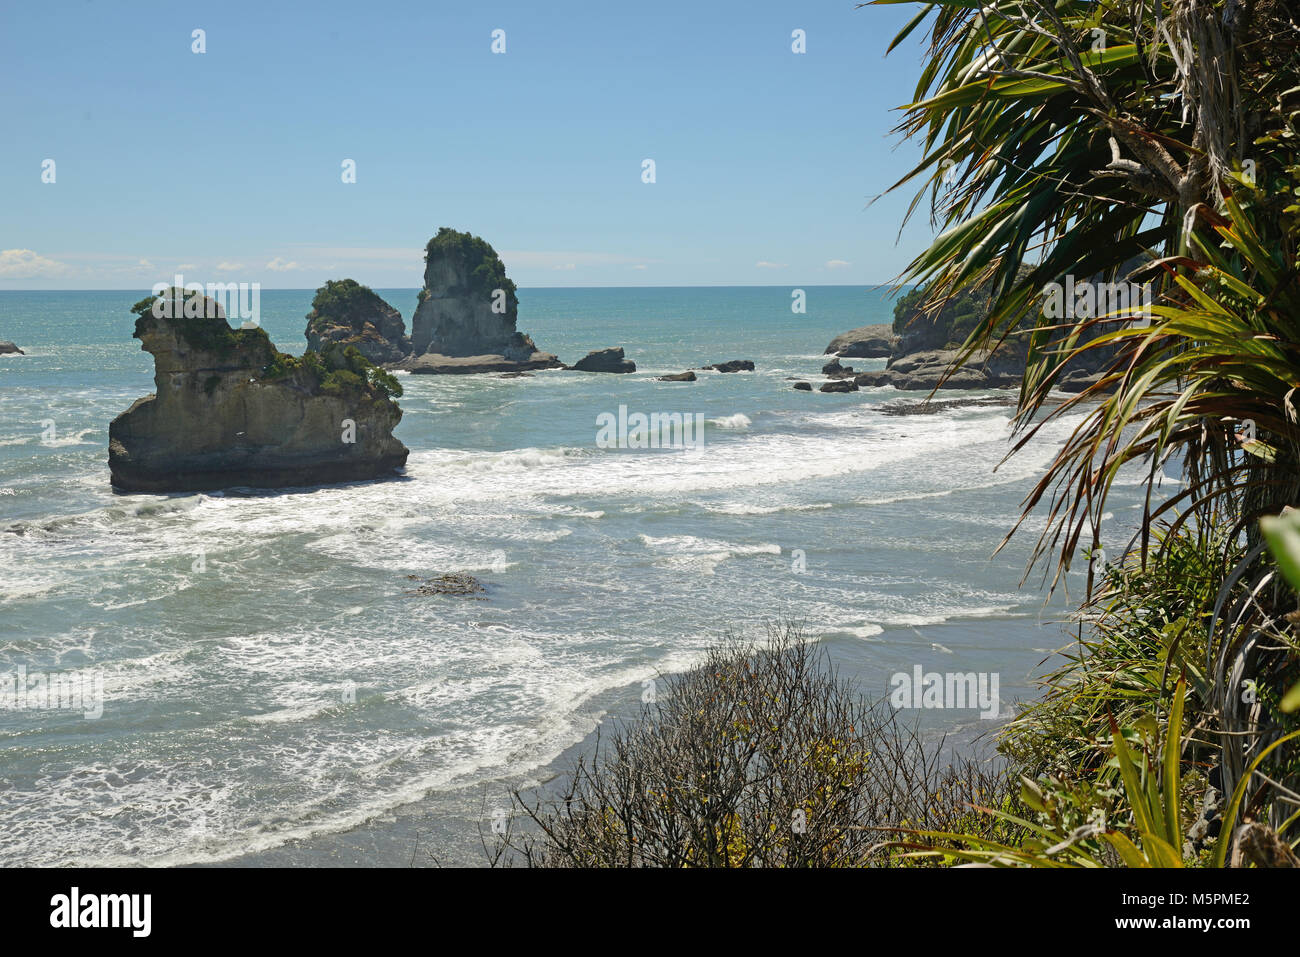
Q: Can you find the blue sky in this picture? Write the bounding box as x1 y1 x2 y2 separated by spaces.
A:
1 0 938 289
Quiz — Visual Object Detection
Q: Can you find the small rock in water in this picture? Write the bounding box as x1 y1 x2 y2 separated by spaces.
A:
819 380 859 393
792 381 812 391
570 347 636 373
657 371 696 381
408 573 488 599
0 341 24 355
701 359 754 373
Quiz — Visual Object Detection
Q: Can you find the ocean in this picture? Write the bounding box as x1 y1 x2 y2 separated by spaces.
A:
0 286 1154 866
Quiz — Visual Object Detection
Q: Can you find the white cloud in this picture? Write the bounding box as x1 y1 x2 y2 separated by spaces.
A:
216 262 244 272
265 257 299 272
825 259 851 269
755 261 788 269
553 263 577 271
176 263 196 270
138 258 154 269
633 264 647 270
0 249 69 279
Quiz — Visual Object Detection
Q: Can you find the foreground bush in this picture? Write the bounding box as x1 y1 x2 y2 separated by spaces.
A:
488 622 1016 868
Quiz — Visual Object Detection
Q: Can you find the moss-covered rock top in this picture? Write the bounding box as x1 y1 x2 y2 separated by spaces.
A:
423 227 518 309
306 279 399 335
130 288 402 401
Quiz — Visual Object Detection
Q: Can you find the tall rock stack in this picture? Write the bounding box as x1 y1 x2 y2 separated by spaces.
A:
398 227 562 374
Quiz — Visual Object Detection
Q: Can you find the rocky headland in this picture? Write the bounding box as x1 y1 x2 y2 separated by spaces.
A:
822 275 1115 393
394 228 561 375
109 289 408 492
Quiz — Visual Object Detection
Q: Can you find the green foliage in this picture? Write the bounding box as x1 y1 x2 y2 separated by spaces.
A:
258 337 402 401
899 678 1193 867
892 267 1037 348
867 0 1300 869
424 226 517 309
306 279 395 334
1000 524 1223 779
131 287 273 358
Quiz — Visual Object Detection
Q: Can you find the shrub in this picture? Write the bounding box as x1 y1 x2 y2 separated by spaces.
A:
486 621 1017 868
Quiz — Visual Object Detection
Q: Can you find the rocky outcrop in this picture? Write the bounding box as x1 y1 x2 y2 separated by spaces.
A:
658 371 697 382
792 381 812 391
820 380 859 393
852 348 1021 391
570 347 636 373
109 289 408 493
305 280 410 365
824 324 895 358
702 360 755 373
398 227 561 375
822 358 858 380
0 341 24 355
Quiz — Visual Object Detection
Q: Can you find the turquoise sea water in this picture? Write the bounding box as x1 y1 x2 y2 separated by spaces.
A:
0 286 1154 866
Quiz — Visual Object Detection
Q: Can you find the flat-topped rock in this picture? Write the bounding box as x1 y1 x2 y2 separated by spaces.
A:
396 351 562 375
658 371 697 382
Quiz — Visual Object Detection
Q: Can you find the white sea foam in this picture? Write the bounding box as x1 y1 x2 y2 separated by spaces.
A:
708 413 752 429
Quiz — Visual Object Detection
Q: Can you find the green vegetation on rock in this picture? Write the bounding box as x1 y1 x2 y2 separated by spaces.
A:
306 279 394 335
131 288 274 359
424 227 518 309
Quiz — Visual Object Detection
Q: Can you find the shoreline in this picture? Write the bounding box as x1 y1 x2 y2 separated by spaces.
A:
211 613 1052 868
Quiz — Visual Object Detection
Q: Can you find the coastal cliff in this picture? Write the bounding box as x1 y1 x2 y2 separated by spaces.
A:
397 228 561 374
109 290 408 492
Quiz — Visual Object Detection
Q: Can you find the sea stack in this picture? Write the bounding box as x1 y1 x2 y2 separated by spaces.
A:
305 279 411 365
109 289 408 492
398 227 562 374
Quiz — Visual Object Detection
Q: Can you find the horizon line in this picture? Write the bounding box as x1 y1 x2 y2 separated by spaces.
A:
0 282 909 293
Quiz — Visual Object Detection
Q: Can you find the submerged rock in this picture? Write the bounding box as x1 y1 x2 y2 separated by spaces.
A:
0 341 23 355
398 228 561 375
570 347 636 373
109 289 408 493
406 573 487 598
305 279 410 365
702 359 755 373
658 371 697 382
878 395 1016 416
